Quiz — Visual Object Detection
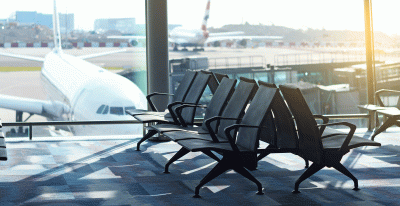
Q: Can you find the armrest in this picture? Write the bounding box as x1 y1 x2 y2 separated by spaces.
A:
0 119 2 128
375 89 400 107
313 114 329 135
167 101 186 124
317 122 356 152
204 116 242 143
313 115 329 124
147 92 174 112
224 124 263 153
174 104 206 127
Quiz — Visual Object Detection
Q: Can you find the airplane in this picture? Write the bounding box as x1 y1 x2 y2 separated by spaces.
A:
108 0 283 52
0 0 147 136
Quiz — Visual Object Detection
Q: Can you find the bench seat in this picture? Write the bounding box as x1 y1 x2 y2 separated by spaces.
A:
174 82 278 197
321 134 380 149
279 85 381 193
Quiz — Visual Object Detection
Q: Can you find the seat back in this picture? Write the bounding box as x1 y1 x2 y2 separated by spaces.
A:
279 85 324 164
214 72 229 84
235 84 278 152
257 82 277 146
257 82 298 149
216 77 258 139
172 71 197 103
200 70 221 94
201 77 237 131
179 72 211 124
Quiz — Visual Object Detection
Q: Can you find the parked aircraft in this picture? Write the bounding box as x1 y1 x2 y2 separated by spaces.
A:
108 0 282 51
0 0 147 136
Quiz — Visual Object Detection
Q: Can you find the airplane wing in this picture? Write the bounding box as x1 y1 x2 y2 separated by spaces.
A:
78 49 127 60
206 35 283 43
0 52 45 62
0 94 70 120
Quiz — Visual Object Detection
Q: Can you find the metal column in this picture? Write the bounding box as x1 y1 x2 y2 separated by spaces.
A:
364 0 375 105
146 0 169 111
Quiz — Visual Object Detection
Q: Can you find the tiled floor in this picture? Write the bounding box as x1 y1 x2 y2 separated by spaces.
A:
0 129 400 206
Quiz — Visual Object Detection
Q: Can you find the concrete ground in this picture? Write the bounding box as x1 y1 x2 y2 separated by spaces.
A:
0 128 397 205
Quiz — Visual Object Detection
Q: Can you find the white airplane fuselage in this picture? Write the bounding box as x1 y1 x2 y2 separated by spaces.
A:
40 51 146 136
169 27 208 47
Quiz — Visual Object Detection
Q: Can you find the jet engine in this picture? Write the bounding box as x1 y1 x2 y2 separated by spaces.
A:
238 39 247 47
129 39 138 47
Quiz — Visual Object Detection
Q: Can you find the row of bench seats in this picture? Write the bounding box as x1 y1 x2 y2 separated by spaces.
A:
128 71 381 198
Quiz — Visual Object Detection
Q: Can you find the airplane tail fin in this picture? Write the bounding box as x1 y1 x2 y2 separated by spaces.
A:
53 0 62 53
201 0 210 32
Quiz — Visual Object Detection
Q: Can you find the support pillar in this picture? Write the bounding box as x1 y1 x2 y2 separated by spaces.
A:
146 0 169 111
364 0 375 105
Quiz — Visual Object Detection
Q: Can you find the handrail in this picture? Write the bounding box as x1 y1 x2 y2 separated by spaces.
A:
323 114 370 119
1 120 141 140
1 114 372 140
274 51 373 66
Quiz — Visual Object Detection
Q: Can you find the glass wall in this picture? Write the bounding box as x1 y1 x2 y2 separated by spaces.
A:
0 0 146 137
167 0 398 128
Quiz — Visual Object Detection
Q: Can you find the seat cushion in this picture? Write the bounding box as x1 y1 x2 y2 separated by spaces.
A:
322 133 381 150
150 124 207 134
127 109 168 116
164 130 228 142
134 114 174 123
177 139 248 153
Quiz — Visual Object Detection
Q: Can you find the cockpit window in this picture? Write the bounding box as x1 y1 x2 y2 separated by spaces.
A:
102 105 109 114
96 105 105 114
110 107 124 115
125 106 136 115
98 105 136 115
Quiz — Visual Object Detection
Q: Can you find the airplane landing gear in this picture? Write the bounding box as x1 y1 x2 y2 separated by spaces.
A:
193 48 204 52
5 110 33 137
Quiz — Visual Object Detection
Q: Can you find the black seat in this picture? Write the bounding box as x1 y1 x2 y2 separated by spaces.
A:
176 82 279 197
133 72 212 150
161 78 258 173
279 85 381 193
127 71 197 116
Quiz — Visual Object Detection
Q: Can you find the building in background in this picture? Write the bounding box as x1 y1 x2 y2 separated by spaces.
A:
59 13 74 34
94 18 135 34
9 11 53 28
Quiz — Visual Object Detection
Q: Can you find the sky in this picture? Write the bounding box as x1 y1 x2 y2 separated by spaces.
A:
0 0 399 35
